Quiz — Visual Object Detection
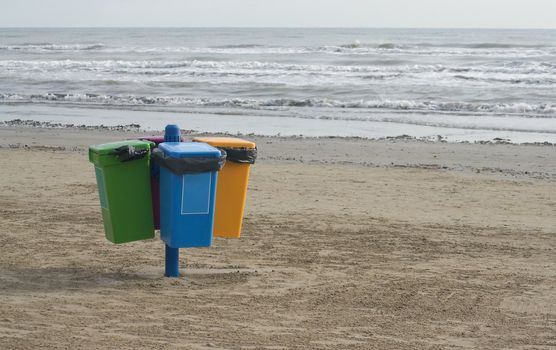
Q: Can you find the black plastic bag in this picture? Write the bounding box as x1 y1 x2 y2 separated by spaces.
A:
218 147 257 164
112 145 149 162
151 148 226 175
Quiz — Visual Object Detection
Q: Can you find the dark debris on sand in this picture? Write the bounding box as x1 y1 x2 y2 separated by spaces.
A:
0 119 141 131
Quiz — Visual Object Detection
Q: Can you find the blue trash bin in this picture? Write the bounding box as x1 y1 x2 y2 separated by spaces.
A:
155 142 225 248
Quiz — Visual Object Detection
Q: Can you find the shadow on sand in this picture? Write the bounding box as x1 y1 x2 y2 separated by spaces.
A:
0 266 156 293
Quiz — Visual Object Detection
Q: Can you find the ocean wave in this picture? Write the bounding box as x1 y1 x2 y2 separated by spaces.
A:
318 46 555 57
1 93 554 117
1 41 554 57
464 43 546 49
453 74 556 85
2 59 555 89
377 43 406 49
340 40 361 49
2 59 554 76
317 41 555 56
339 41 549 50
0 43 105 51
209 44 265 49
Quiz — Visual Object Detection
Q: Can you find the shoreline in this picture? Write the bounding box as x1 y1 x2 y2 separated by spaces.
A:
1 102 555 144
1 118 555 147
2 125 555 182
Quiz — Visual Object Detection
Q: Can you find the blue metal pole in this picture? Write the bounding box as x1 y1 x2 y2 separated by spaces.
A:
164 124 181 277
165 244 180 277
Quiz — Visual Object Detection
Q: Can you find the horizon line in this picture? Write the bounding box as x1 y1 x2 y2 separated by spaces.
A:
0 26 555 30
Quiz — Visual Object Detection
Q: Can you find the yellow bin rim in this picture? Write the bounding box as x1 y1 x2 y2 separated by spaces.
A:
192 137 256 149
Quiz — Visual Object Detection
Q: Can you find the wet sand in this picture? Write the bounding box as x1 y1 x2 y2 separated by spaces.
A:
0 127 555 349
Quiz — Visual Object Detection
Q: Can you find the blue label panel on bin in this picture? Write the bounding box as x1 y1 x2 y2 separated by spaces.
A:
95 167 108 209
181 173 211 215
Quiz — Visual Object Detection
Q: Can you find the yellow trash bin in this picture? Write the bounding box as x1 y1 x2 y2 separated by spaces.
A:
192 137 257 238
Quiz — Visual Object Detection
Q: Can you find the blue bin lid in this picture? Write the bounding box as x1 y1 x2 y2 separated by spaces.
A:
159 142 222 158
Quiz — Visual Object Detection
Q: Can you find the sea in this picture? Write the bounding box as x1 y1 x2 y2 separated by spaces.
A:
1 28 555 143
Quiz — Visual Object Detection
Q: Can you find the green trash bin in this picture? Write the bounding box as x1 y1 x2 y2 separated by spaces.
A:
89 140 155 244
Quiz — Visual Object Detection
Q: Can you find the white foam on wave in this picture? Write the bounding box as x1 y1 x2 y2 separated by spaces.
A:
1 93 555 118
118 45 556 58
2 41 554 58
2 58 553 74
1 60 555 87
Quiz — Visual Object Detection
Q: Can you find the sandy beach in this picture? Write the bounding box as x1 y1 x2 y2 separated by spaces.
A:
0 126 554 349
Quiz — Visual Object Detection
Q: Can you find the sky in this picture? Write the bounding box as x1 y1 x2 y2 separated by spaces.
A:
1 0 555 29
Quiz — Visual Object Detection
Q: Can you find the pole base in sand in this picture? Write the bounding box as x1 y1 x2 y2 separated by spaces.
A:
165 244 180 277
